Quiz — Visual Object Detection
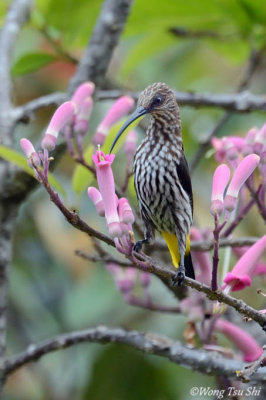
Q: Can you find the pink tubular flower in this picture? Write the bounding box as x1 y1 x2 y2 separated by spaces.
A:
118 198 135 225
224 154 260 212
224 235 266 291
87 187 105 216
20 138 41 167
93 96 135 146
254 123 266 155
41 102 76 151
232 246 266 277
214 319 263 362
190 227 211 285
210 164 231 216
71 82 95 112
92 150 122 238
74 97 93 136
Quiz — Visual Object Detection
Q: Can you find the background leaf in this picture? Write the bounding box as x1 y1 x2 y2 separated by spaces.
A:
0 146 65 196
11 52 57 76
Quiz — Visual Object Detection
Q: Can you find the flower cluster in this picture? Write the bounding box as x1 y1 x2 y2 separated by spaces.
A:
89 149 135 250
183 126 265 362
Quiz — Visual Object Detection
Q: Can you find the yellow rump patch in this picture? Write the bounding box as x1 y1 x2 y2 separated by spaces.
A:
162 231 190 268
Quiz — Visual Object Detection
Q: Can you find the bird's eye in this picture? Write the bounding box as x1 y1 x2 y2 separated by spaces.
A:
150 95 163 109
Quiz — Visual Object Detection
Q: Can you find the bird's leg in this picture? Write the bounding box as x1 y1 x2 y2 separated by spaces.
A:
133 218 154 253
172 232 186 286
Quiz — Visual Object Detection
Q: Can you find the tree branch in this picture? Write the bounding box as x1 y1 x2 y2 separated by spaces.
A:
0 0 32 128
13 89 266 123
3 326 266 382
0 0 33 373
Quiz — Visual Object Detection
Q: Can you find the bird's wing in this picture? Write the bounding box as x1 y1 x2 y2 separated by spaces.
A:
175 151 193 214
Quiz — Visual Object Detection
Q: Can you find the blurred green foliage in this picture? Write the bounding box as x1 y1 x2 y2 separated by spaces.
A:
2 0 266 399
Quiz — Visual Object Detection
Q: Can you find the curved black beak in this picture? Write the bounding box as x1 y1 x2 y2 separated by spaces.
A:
110 106 148 153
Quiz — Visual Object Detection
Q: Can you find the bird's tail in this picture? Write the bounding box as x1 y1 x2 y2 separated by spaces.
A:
184 252 195 279
162 231 195 279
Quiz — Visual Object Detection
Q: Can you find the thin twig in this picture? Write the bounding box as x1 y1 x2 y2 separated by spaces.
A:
169 26 221 39
75 249 132 267
246 182 266 222
126 295 181 313
236 346 266 382
40 27 79 64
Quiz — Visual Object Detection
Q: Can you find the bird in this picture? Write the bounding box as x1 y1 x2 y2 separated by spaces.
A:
110 82 195 285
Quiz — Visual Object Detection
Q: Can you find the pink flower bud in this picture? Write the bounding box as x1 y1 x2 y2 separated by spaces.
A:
224 235 266 291
106 263 137 294
71 82 95 112
224 154 260 212
118 198 135 224
20 138 41 167
87 187 105 216
41 102 76 151
254 123 266 155
139 272 150 288
92 150 122 238
211 137 225 163
215 319 263 362
93 96 135 146
210 164 231 216
124 130 138 155
74 97 93 136
242 127 258 156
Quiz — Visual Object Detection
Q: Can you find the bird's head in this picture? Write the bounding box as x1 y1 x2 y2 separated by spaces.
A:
138 82 177 116
110 82 179 153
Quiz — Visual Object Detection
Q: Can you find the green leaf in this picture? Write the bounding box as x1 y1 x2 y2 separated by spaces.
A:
72 145 94 195
11 52 56 76
121 30 176 79
0 146 65 196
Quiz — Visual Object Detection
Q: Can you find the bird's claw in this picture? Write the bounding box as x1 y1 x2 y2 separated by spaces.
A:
172 270 185 286
133 240 143 253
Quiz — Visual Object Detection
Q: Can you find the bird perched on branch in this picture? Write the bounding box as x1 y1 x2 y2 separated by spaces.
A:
110 82 194 285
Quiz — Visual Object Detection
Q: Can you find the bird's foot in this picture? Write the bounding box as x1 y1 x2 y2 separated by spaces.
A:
133 240 143 253
172 269 185 286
